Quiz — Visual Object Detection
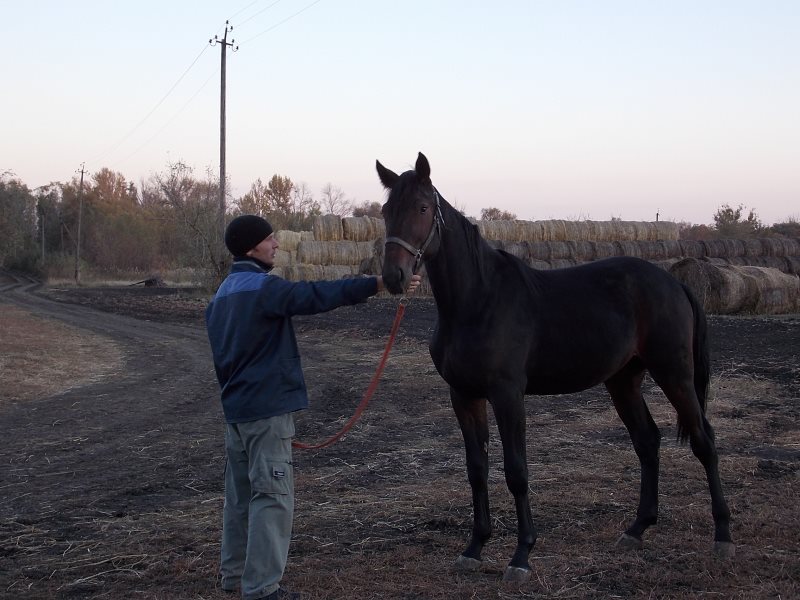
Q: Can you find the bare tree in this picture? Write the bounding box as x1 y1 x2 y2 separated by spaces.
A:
320 183 353 217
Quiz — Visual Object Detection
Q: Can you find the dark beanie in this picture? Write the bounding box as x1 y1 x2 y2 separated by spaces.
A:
224 215 274 256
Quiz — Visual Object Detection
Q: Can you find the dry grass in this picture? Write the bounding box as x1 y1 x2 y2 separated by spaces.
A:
0 303 124 402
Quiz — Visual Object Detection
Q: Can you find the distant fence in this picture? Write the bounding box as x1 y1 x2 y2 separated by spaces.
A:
270 215 800 315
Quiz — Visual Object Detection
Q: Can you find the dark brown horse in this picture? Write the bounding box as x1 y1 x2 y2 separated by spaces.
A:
376 153 734 582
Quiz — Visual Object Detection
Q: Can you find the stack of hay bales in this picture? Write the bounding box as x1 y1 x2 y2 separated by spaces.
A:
670 258 799 315
273 214 799 314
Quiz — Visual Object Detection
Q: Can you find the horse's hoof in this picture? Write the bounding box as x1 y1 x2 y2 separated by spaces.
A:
454 555 482 572
713 541 735 558
615 533 643 551
503 566 532 583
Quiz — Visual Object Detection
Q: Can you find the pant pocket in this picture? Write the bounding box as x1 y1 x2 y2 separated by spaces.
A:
251 459 293 495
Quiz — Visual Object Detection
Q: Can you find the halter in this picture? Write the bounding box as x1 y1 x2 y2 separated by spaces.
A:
385 189 445 274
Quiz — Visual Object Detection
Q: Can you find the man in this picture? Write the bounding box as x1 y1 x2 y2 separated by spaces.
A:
206 215 420 599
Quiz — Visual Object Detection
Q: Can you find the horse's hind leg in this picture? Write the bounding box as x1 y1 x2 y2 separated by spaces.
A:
653 376 734 557
605 364 661 550
450 389 492 571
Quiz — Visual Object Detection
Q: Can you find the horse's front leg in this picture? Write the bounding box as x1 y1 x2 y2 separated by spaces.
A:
490 387 536 582
450 389 491 571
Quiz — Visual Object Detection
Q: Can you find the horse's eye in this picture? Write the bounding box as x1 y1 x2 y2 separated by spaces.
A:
420 205 428 214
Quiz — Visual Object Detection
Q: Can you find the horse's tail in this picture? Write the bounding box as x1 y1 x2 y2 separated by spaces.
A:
679 283 711 443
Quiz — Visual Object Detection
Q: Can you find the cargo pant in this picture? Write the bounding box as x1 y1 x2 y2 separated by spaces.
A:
220 414 295 600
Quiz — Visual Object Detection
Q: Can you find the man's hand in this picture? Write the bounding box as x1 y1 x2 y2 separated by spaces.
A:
405 274 423 295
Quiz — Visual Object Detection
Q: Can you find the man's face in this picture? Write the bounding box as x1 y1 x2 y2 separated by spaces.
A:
246 233 279 266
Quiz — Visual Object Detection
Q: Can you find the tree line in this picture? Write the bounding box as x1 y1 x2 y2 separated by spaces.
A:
1 164 797 286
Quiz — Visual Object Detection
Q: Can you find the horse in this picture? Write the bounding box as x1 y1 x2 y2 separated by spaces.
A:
376 153 734 582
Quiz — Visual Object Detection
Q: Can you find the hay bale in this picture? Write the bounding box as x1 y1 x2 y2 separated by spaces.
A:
738 266 800 314
548 241 578 260
743 239 765 257
342 216 386 241
312 214 344 241
669 258 799 314
573 240 596 261
679 240 706 259
761 237 800 257
322 265 356 279
296 241 375 266
274 230 312 252
654 221 680 241
540 220 568 241
527 259 552 270
280 264 325 281
615 240 643 258
593 241 619 259
273 249 293 267
702 239 746 258
497 241 531 262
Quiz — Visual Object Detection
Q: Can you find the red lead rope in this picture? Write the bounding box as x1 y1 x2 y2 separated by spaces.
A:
292 302 407 450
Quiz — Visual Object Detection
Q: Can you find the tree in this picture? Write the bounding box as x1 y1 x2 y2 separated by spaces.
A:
236 175 321 231
319 183 353 217
352 200 383 218
480 207 517 221
0 174 38 269
713 204 763 238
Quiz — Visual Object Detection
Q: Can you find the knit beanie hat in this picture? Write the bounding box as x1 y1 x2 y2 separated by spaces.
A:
224 215 274 256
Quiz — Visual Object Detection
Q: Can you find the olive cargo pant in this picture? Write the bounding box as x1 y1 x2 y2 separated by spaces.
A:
220 414 295 599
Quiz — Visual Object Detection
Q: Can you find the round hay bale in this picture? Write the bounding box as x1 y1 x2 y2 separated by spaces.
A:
322 265 356 279
280 264 325 281
527 258 552 270
679 240 706 259
669 258 772 314
342 216 385 241
615 240 642 258
312 214 344 241
541 220 568 241
548 241 577 260
738 266 800 314
637 241 666 261
518 220 545 242
273 249 293 267
549 259 579 270
654 221 680 241
529 242 550 261
498 241 531 262
296 241 375 266
274 230 308 252
743 239 765 257
761 237 800 257
573 240 596 261
702 239 746 258
593 241 619 259
358 255 382 276
563 221 589 241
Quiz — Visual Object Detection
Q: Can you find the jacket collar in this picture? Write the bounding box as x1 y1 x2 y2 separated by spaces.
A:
231 257 273 273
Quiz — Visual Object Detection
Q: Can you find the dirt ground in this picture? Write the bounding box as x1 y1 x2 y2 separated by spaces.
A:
1 272 798 599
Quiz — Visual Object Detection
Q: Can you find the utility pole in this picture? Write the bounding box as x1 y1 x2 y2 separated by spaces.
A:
74 163 87 285
210 22 238 247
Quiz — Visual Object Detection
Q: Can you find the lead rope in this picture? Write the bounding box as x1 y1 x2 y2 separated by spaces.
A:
292 298 408 450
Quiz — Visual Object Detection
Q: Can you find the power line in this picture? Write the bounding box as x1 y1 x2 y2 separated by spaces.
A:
239 0 325 45
91 44 211 165
234 0 284 28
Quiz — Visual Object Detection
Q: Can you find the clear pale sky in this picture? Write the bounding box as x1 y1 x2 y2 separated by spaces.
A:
2 1 798 225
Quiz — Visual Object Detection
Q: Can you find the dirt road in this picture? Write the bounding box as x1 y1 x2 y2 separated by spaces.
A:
1 272 798 599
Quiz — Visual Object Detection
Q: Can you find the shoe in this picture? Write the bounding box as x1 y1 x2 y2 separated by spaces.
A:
263 588 302 600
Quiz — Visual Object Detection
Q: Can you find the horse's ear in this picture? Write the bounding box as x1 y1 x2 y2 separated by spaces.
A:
376 160 399 189
415 152 431 183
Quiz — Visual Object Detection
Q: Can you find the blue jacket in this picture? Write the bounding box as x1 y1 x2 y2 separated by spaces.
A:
206 259 379 423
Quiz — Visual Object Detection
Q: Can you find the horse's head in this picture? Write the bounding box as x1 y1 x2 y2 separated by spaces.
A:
376 152 443 295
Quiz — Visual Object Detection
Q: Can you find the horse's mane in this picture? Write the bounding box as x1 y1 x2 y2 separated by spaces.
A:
444 201 542 297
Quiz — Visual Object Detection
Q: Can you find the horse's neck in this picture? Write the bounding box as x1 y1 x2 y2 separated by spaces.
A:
424 205 493 318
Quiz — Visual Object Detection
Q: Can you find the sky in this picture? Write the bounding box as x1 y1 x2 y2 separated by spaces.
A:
2 0 798 225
